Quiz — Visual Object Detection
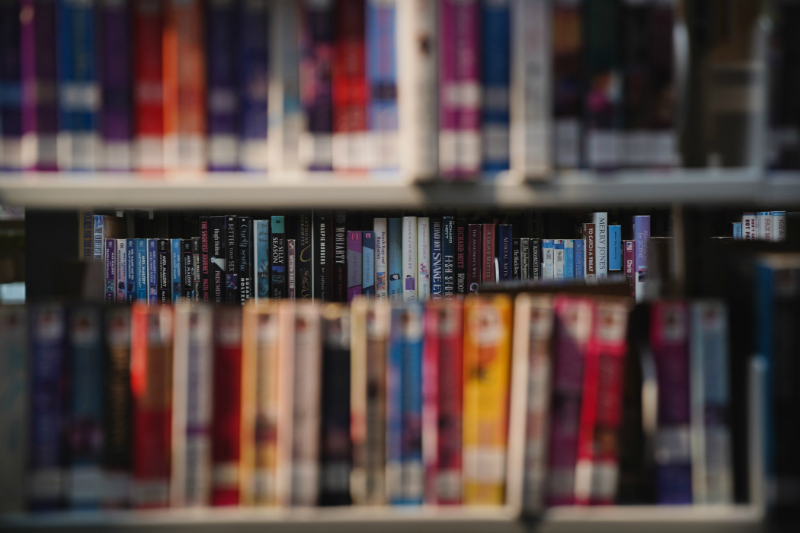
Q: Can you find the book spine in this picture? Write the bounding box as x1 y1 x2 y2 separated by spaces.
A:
417 217 431 301
498 224 512 281
454 0 481 178
238 0 269 171
772 211 787 242
347 231 363 302
29 304 67 511
482 223 495 283
386 305 403 503
332 0 367 172
467 224 481 292
362 231 375 297
94 216 104 263
125 238 137 303
171 238 181 303
481 0 510 173
400 304 424 504
157 238 171 304
181 239 194 300
511 0 552 177
388 217 403 301
398 0 438 180
211 307 243 505
529 237 540 281
0 0 23 170
439 0 458 178
592 212 608 279
402 216 418 301
542 239 553 280
79 209 93 260
270 216 286 300
314 213 331 302
191 237 200 301
102 306 131 508
422 305 438 504
442 216 455 297
608 225 621 271
237 217 252 304
334 210 347 302
57 0 101 170
633 215 650 302
206 0 238 171
255 220 270 302
145 240 156 306
573 237 584 279
564 239 574 280
366 0 399 173
732 222 742 240
624 240 634 297
133 0 164 171
21 0 59 170
105 238 116 303
520 237 529 281
210 217 226 305
650 301 692 504
226 215 239 304
436 301 463 504
585 223 596 281
552 0 582 170
554 239 565 280
455 219 467 294
100 0 132 170
430 218 443 299
199 217 210 302
299 0 334 171
296 214 313 300
287 239 296 301
374 218 388 300
742 212 757 240
136 239 148 302
117 239 127 302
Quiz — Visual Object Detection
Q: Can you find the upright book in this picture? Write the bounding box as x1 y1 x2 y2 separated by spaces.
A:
417 217 431 301
238 0 269 171
296 214 313 300
0 0 23 170
481 0 510 174
0 306 28 513
347 231 363 303
366 0 399 173
402 216 418 302
388 217 403 301
314 212 332 302
206 0 238 171
271 216 286 300
133 0 164 171
100 0 132 170
374 218 388 300
103 306 132 508
362 231 375 297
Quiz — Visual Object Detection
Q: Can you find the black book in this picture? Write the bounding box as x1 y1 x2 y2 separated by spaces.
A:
442 215 455 298
270 216 286 300
225 214 239 304
210 216 226 305
333 210 347 302
199 218 210 303
297 214 313 300
512 237 521 280
531 237 541 281
314 212 332 302
237 216 252 304
103 306 132 508
455 218 468 295
181 238 193 300
157 238 171 304
191 236 201 302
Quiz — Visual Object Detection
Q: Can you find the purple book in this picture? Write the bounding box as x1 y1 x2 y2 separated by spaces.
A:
206 0 238 171
105 238 116 303
100 0 132 170
300 0 333 171
238 0 269 171
439 0 458 178
21 0 59 170
633 215 650 302
0 0 23 169
347 230 362 303
454 0 480 178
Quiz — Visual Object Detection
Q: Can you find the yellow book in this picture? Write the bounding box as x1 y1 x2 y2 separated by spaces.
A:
462 294 513 505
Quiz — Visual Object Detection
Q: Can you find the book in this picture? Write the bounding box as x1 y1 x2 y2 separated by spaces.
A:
192 237 200 301
289 239 297 300
93 214 125 260
226 215 239 304
171 239 181 303
366 0 399 173
455 219 468 294
314 213 332 302
773 211 787 242
299 0 334 171
624 240 634 296
334 210 347 302
388 217 403 301
397 0 438 180
609 224 621 271
431 217 443 299
758 211 772 241
0 0 23 170
498 224 512 282
271 216 286 300
297 214 313 300
0 306 28 513
362 231 375 297
467 224 482 291
442 216 456 298
206 0 238 171
633 215 650 302
117 239 127 302
542 239 554 279
171 304 213 507
574 238 585 279
255 220 270 302
103 306 132 508
592 212 608 279
481 0 510 174
211 306 243 506
520 237 530 281
374 218 388 300
564 239 574 280
105 238 116 303
439 0 458 179
462 295 512 504
199 217 210 302
57 0 101 170
99 0 132 170
347 231 363 303
126 239 137 303
554 239 565 280
454 0 481 178
585 223 596 281
136 239 148 302
350 299 389 505
157 238 171 305
130 304 173 509
238 0 269 171
147 239 158 305
237 217 252 304
742 212 757 240
133 0 164 171
417 217 431 301
552 0 582 170
319 304 352 505
402 216 418 302
332 0 367 172
530 237 541 281
181 239 194 302
210 216 226 305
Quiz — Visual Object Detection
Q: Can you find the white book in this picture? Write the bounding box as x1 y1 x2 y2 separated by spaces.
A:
374 218 389 300
402 216 418 301
543 239 554 279
0 306 28 513
398 0 438 181
171 304 213 507
592 212 608 279
553 239 564 280
417 217 431 301
772 211 786 242
511 0 552 180
757 211 772 241
742 212 757 240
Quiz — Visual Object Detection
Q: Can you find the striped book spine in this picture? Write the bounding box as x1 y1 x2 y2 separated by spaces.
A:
238 0 269 171
454 0 480 178
133 0 164 171
206 0 237 171
366 0 399 173
0 0 23 170
438 0 458 178
480 0 510 174
100 0 132 170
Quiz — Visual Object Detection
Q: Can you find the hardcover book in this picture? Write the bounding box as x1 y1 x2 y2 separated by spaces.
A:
100 0 132 170
633 215 650 302
374 218 388 300
366 0 399 173
255 219 270 302
592 212 608 279
362 231 375 297
239 0 269 171
609 225 622 271
206 0 238 171
530 237 541 280
520 237 530 281
482 223 495 283
481 0 510 174
271 216 286 300
133 0 164 171
467 224 481 292
454 0 481 178
498 224 512 282
388 217 403 301
347 231 362 303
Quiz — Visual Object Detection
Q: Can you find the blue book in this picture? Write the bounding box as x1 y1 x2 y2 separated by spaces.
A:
136 239 147 302
362 231 375 296
255 219 270 301
171 238 181 303
57 0 100 170
387 217 402 301
442 216 455 297
498 224 512 281
564 239 574 280
238 0 269 171
574 238 585 279
0 0 23 170
733 222 742 239
543 239 554 279
147 238 158 305
609 225 622 270
480 0 511 173
431 218 443 297
366 0 398 173
66 304 104 509
270 216 286 300
125 238 136 303
206 0 238 170
386 303 404 504
29 304 67 511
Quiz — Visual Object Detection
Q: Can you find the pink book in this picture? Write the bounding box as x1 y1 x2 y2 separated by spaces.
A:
624 240 634 298
439 1 458 179
455 0 480 178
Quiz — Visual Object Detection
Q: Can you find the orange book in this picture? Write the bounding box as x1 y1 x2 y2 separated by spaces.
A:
462 294 513 505
163 0 206 172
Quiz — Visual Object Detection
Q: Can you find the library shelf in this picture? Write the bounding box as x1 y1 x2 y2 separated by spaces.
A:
0 170 799 209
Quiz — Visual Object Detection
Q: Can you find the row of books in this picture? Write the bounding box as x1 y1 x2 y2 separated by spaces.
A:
0 0 680 176
0 293 739 513
89 211 655 305
732 211 787 241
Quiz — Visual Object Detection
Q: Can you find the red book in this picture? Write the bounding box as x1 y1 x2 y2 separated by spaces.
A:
134 0 165 172
574 298 630 505
482 223 495 283
130 303 173 509
211 307 243 505
467 224 481 293
332 0 367 172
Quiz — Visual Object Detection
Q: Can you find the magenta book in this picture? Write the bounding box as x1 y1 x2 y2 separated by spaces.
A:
439 0 458 179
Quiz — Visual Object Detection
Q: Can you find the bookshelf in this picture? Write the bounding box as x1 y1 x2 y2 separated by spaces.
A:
2 170 800 209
